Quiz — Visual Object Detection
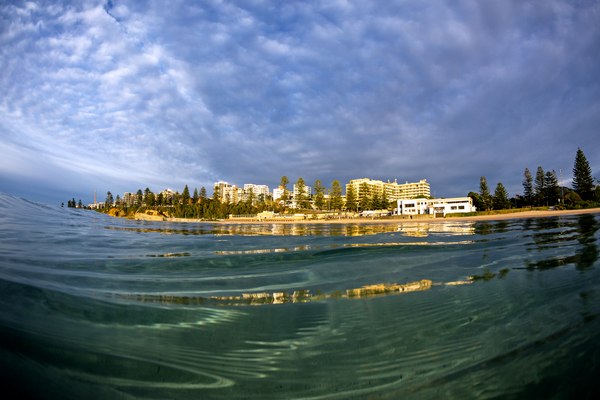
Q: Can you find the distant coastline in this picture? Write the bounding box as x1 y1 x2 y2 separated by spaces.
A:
120 207 600 225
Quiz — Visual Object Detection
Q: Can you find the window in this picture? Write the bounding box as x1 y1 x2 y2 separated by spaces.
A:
451 206 457 210
459 206 464 209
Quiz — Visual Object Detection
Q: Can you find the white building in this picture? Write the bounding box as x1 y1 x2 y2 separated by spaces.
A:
244 184 269 197
293 184 311 199
396 197 476 217
273 187 287 201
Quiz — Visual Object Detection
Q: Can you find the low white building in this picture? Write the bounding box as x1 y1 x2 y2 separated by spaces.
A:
396 197 476 217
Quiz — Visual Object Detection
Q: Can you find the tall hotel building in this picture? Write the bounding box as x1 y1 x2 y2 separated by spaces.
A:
346 178 430 203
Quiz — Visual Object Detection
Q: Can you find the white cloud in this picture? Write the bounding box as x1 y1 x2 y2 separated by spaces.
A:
0 0 599 204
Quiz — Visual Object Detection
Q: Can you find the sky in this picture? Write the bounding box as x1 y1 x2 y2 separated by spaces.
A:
1 0 599 206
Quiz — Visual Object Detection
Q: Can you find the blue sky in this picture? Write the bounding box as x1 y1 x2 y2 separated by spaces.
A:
1 0 599 205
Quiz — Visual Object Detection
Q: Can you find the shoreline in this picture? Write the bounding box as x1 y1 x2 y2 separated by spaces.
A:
170 208 600 225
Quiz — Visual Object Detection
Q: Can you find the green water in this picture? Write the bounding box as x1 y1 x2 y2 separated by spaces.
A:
1 193 599 399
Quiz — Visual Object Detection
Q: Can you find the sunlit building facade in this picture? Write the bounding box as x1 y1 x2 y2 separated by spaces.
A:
346 178 430 203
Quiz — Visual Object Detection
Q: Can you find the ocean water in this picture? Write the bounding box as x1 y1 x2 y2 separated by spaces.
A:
1 192 600 399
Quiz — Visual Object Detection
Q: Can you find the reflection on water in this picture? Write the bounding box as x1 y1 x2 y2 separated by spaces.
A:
111 279 463 307
1 193 600 399
523 214 600 272
105 221 476 238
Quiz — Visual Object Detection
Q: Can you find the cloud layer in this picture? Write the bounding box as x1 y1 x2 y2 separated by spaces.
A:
1 0 599 204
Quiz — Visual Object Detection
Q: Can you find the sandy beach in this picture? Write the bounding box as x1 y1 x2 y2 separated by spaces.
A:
206 208 600 225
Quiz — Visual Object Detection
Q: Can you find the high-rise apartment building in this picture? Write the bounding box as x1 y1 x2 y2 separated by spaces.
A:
123 192 137 206
244 184 269 198
346 178 430 204
293 184 312 199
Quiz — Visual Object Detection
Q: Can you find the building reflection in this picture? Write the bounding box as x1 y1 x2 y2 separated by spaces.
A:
112 279 472 307
106 221 476 238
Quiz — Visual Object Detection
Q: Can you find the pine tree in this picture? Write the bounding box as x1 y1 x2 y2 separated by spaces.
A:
246 187 254 207
479 177 491 210
381 189 390 210
295 177 306 210
314 180 325 210
493 183 510 210
573 148 594 200
144 188 156 207
359 182 371 211
182 185 191 205
105 192 113 208
212 186 220 203
545 170 560 206
280 176 290 201
370 190 381 210
330 180 343 211
523 168 533 205
193 188 199 204
345 184 357 211
136 189 143 206
199 187 207 201
534 167 545 206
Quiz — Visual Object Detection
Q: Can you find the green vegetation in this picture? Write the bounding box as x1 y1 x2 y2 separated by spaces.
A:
573 148 594 200
479 177 491 211
313 180 325 210
468 148 599 212
330 180 343 211
279 176 290 201
493 182 510 210
522 168 533 204
86 148 598 220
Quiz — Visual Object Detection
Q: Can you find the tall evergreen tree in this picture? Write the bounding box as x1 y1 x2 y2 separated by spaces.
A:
144 188 154 207
544 170 560 206
479 177 491 210
192 188 199 204
136 189 143 206
115 195 121 208
370 190 381 210
534 167 545 206
345 184 357 211
199 187 207 201
381 189 390 210
523 168 533 205
359 182 371 211
212 186 220 203
573 148 594 200
314 180 325 210
106 192 113 208
330 180 343 211
493 183 510 210
280 176 290 201
182 185 191 205
246 187 254 207
295 177 307 209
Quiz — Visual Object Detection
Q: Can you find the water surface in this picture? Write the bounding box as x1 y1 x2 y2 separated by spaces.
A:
1 192 599 399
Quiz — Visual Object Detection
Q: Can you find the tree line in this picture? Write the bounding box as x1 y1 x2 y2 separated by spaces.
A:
469 148 599 211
